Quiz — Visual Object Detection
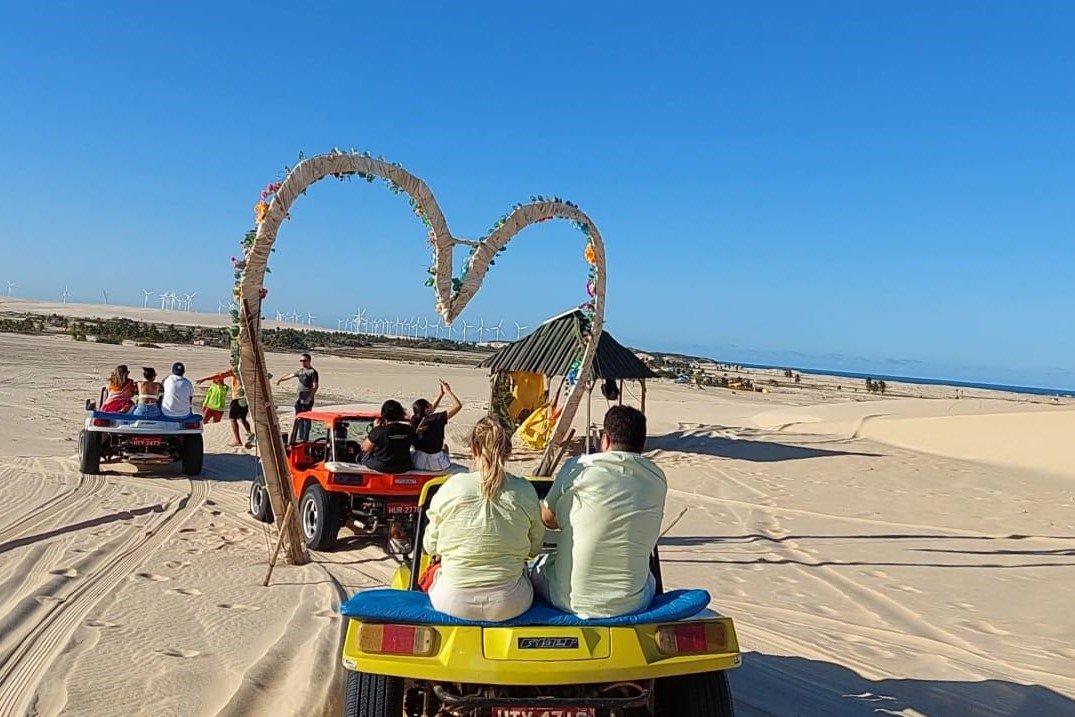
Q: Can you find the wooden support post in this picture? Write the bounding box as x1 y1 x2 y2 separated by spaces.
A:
262 502 295 587
238 298 308 566
641 379 647 414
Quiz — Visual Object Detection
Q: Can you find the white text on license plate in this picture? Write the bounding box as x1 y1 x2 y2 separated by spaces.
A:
386 503 419 515
492 709 594 717
130 437 162 446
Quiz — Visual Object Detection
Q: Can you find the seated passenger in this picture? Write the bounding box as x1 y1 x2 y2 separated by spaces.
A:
101 365 136 413
360 400 415 473
131 367 163 418
531 406 666 619
423 416 544 621
161 362 194 418
411 380 463 472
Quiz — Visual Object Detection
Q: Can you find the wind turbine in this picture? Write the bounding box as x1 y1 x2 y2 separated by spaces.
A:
218 301 229 314
142 289 154 308
62 285 71 304
306 311 316 326
5 282 14 296
412 316 422 339
461 320 472 343
492 320 504 342
186 292 197 312
160 292 169 310
476 319 486 343
102 289 110 305
514 321 528 340
275 310 284 321
420 317 430 338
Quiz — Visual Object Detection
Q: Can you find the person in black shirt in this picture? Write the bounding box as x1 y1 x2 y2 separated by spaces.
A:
361 400 415 473
411 380 463 472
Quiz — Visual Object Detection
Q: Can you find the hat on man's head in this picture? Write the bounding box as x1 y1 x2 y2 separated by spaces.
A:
172 362 185 376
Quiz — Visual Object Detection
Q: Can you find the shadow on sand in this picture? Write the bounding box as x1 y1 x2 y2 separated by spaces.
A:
733 652 1074 716
648 431 881 462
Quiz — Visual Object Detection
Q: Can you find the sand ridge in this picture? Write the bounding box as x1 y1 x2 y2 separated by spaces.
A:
0 323 1072 716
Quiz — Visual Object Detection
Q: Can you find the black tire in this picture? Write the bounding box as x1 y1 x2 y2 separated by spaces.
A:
343 670 404 717
656 670 734 717
300 483 340 550
248 479 274 523
181 435 204 476
78 430 101 475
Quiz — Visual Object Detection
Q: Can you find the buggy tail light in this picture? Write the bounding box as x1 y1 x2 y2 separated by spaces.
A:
183 421 201 430
655 621 728 655
92 418 112 427
356 623 436 656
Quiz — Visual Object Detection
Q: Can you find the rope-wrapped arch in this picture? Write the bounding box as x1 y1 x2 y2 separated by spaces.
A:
236 151 607 561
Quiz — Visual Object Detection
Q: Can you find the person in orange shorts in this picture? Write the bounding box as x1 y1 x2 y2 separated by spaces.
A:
200 375 228 424
196 368 253 446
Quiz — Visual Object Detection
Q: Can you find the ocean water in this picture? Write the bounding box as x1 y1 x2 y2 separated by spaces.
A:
733 363 1074 398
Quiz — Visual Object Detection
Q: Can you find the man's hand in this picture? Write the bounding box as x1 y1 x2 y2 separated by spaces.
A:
541 502 559 530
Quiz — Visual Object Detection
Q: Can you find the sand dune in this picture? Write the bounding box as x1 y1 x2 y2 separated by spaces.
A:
0 328 1072 716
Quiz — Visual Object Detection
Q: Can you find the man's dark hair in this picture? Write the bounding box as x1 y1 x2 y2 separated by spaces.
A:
300 353 312 361
603 405 646 453
380 399 406 422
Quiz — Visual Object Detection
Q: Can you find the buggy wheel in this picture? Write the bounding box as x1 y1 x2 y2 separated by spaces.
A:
248 479 274 523
656 670 734 717
343 669 403 717
181 435 204 476
300 483 340 550
78 430 101 475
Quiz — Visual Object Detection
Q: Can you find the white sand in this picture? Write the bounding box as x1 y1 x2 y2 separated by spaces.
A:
0 306 1073 716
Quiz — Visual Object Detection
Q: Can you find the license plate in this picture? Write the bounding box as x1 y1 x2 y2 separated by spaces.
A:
492 709 594 717
386 503 420 515
130 436 162 446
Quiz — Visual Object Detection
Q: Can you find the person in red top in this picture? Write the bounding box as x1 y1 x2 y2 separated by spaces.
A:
101 365 136 413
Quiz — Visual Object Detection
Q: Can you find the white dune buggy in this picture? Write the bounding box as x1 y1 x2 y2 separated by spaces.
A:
79 391 204 476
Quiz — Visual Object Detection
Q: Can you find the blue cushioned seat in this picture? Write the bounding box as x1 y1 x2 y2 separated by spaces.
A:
340 588 711 627
92 410 202 423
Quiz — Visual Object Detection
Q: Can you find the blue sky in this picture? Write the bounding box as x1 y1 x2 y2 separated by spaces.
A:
0 2 1072 389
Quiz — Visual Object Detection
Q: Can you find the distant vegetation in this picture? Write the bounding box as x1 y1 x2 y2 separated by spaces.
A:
0 311 492 359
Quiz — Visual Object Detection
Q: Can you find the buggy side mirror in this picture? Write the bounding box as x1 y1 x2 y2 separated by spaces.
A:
280 432 289 447
85 399 96 412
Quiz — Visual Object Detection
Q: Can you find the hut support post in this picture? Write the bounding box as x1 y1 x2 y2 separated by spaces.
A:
641 379 647 414
585 381 594 454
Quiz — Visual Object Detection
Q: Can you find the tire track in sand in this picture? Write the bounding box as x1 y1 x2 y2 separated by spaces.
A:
0 461 106 548
0 476 210 717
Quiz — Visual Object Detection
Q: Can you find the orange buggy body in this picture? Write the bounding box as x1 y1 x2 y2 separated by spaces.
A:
249 409 455 552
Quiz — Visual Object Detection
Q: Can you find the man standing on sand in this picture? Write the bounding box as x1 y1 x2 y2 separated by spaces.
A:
275 352 319 413
161 362 195 417
530 405 667 619
196 368 253 447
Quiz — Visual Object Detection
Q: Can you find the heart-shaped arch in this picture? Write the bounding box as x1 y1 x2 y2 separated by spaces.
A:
236 151 607 563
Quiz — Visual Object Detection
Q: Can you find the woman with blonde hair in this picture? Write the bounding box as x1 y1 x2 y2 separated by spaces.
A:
423 416 544 621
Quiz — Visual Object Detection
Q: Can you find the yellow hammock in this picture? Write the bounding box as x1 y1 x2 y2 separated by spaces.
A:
514 402 560 450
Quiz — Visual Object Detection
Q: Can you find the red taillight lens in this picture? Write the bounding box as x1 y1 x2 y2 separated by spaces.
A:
655 621 728 655
356 623 436 656
183 421 201 430
92 418 112 427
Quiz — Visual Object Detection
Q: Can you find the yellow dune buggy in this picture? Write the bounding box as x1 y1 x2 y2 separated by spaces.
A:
339 477 740 716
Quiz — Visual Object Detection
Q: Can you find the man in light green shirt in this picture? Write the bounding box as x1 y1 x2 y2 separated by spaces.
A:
534 406 667 618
